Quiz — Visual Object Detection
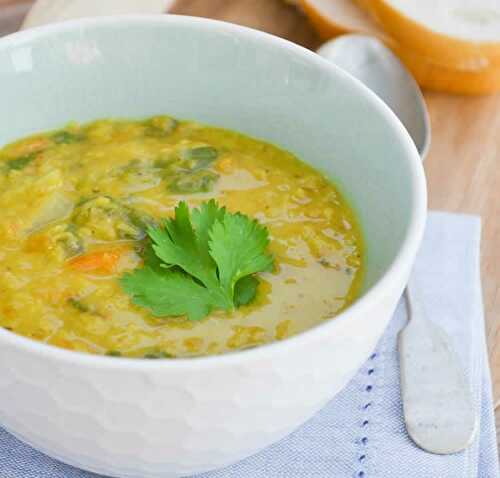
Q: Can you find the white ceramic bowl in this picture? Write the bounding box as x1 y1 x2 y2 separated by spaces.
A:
0 15 426 478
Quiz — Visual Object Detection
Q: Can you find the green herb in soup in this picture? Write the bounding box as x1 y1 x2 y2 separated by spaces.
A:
6 153 37 171
0 115 364 358
121 200 274 321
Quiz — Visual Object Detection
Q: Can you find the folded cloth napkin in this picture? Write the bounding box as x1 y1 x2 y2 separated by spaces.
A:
1 211 498 478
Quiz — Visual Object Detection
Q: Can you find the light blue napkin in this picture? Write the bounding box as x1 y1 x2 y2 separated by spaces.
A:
1 211 498 478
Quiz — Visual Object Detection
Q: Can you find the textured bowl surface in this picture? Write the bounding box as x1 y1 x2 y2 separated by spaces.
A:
0 15 426 477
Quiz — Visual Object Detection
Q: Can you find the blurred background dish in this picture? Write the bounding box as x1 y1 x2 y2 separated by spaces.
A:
300 0 500 94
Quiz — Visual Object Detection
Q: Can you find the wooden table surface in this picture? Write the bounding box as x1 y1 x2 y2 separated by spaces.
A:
1 0 499 454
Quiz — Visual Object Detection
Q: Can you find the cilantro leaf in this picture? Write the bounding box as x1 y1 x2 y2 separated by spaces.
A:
120 200 274 321
209 212 274 299
141 242 165 273
234 275 259 307
148 201 220 290
191 199 226 255
121 267 225 322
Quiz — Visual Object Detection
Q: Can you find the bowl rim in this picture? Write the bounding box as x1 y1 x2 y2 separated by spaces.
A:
0 14 427 370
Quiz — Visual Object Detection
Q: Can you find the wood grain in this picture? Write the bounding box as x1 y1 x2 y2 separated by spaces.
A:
1 0 499 451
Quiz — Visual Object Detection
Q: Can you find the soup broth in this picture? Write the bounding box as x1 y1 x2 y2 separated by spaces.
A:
0 116 363 358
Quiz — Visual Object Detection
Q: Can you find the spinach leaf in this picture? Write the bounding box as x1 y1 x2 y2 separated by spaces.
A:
52 131 85 144
180 146 218 165
7 153 36 171
169 170 219 194
128 209 157 233
73 196 155 242
143 351 173 359
67 298 90 313
145 116 178 138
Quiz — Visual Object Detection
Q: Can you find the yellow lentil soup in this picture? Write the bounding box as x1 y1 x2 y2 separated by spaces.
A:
0 116 363 358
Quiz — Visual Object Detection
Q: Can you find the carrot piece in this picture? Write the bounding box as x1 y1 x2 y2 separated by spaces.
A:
68 247 127 274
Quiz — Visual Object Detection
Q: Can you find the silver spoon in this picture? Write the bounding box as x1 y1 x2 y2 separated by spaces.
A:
318 34 477 455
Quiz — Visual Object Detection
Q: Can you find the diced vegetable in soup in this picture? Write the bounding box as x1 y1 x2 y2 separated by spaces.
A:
0 116 363 358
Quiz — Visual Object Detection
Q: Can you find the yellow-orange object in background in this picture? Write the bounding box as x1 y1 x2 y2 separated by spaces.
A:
300 0 500 95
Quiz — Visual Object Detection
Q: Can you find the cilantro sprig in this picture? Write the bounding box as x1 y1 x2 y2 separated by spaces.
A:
121 200 274 321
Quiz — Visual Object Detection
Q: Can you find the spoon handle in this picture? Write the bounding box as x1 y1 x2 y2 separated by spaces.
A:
399 277 477 454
